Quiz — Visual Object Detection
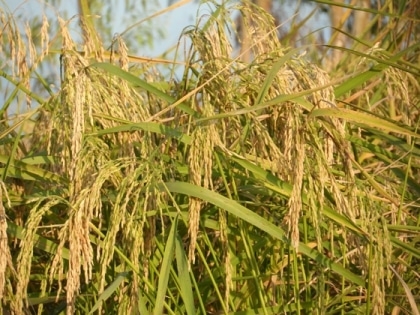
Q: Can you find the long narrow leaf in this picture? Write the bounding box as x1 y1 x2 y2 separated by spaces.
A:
389 265 420 315
87 120 192 145
231 156 369 238
89 272 129 314
256 47 311 105
154 215 179 315
7 222 70 260
310 108 420 138
0 155 65 183
175 234 195 315
91 62 197 117
163 182 365 287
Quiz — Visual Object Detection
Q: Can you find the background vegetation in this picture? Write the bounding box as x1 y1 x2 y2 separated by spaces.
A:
1 0 419 314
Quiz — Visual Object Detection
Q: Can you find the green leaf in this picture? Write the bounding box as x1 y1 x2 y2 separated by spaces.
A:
310 108 420 138
20 155 57 165
0 155 65 183
391 236 420 259
175 234 195 315
89 272 129 314
153 215 179 315
7 222 70 260
87 119 192 145
333 42 420 97
90 62 197 117
163 182 365 287
389 265 420 315
231 156 368 238
334 67 384 98
256 47 311 105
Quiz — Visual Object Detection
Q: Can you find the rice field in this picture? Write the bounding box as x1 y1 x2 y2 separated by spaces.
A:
1 1 419 314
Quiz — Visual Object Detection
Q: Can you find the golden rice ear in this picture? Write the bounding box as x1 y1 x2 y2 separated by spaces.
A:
187 103 219 265
0 181 12 303
79 15 104 61
285 134 305 250
236 0 281 62
45 14 156 312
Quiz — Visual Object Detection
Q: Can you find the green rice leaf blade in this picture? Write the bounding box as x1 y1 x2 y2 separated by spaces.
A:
153 215 178 315
163 181 365 287
391 236 420 259
310 108 420 138
91 62 196 117
89 272 129 314
175 234 195 315
20 155 56 165
88 120 192 145
0 155 65 183
7 222 70 260
232 156 368 238
256 47 311 105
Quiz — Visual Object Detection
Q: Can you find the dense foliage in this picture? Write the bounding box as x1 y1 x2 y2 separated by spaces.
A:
1 0 419 314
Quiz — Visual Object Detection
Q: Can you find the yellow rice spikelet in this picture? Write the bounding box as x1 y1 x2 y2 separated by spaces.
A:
188 104 218 265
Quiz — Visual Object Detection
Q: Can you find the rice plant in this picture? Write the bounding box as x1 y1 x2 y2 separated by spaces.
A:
1 0 419 314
